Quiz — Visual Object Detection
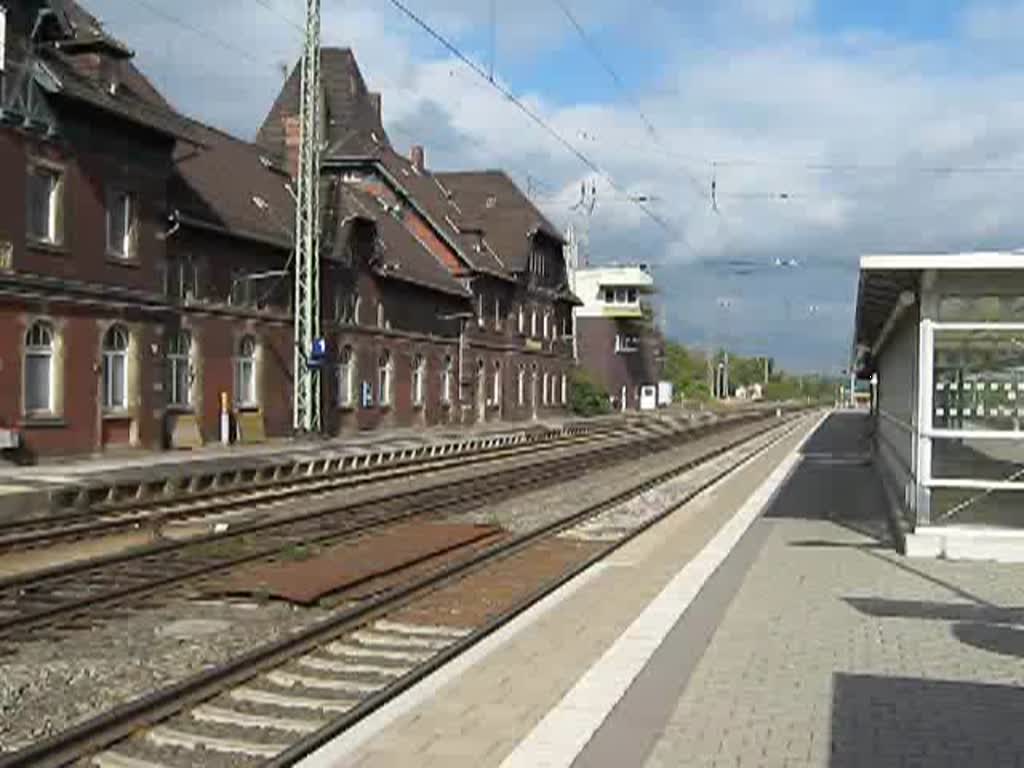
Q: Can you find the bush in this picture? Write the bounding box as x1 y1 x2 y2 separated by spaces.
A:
568 369 611 417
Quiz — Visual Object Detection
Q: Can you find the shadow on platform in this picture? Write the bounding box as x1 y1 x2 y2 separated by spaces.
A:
830 673 1024 767
761 413 890 547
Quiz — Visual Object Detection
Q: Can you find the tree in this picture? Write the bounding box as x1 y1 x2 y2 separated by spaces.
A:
568 368 611 416
664 341 709 400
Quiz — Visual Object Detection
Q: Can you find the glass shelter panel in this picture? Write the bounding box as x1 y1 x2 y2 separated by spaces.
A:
931 328 1024 433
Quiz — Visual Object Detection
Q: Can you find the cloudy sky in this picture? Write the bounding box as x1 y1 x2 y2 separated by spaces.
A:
85 0 1024 372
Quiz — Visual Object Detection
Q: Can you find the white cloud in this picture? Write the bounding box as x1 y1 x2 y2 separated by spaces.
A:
725 0 814 28
961 1 1024 41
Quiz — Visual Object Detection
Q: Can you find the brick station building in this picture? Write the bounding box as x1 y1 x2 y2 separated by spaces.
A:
0 1 577 460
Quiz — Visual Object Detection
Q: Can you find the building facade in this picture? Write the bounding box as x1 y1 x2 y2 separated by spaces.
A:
569 263 662 410
0 3 575 460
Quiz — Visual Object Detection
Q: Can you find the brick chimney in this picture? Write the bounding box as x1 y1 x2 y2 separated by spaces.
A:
283 115 301 179
410 145 425 173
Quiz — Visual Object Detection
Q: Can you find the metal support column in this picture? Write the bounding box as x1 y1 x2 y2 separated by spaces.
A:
293 0 322 433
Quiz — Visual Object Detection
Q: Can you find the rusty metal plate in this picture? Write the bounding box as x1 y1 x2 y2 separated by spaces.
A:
221 522 502 605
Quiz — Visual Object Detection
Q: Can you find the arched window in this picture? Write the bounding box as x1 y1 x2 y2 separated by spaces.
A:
517 304 525 335
24 321 54 413
353 295 362 326
412 353 426 407
517 366 525 406
494 297 502 331
530 308 538 338
542 311 550 340
561 373 568 405
338 345 354 407
102 325 129 411
234 335 257 407
492 360 501 405
441 355 453 404
378 350 393 406
376 300 385 328
541 371 549 405
167 330 192 407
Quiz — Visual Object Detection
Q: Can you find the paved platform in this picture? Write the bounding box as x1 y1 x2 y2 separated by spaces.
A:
300 411 1024 768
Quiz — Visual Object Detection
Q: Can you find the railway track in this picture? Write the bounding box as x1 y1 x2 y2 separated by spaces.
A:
0 412 771 645
0 421 622 553
0 409 814 768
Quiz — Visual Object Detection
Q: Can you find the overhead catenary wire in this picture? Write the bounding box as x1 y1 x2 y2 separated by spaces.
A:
384 0 680 241
250 0 306 34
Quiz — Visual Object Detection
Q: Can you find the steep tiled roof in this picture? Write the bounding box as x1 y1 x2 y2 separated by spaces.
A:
336 185 471 299
435 170 564 273
256 48 387 160
171 119 294 249
376 149 513 281
30 1 194 140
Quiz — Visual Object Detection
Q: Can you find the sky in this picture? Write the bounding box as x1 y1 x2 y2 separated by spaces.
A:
84 0 1024 372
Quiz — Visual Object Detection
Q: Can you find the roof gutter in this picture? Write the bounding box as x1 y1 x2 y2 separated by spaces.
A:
175 212 292 252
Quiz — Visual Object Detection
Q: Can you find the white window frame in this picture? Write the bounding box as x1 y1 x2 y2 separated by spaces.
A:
234 335 258 408
561 373 568 405
491 361 501 405
24 321 54 414
338 345 354 408
102 325 129 412
615 334 640 353
106 188 135 259
441 355 453 404
378 351 393 406
27 163 62 245
542 372 549 405
542 312 550 340
531 309 538 338
167 330 192 408
517 366 526 406
517 304 525 334
412 353 426 407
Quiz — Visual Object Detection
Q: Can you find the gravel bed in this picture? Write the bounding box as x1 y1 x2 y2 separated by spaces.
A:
98 732 263 768
448 420 783 534
564 421 795 540
0 597 330 752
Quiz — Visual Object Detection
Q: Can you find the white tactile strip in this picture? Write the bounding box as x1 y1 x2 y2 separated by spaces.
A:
498 412 827 768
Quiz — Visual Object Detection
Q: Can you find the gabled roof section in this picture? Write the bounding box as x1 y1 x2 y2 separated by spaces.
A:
376 150 513 281
336 185 472 300
256 47 388 160
27 1 194 140
435 170 563 273
171 119 294 250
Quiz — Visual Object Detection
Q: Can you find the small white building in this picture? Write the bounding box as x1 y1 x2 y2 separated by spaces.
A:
853 251 1024 561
